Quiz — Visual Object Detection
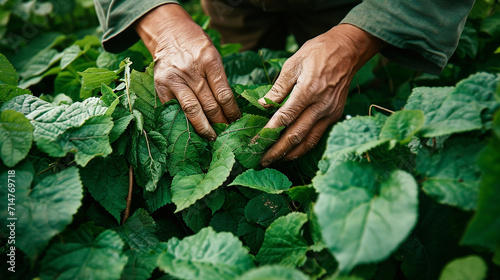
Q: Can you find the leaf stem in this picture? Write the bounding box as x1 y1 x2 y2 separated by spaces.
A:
369 104 394 116
122 165 134 224
259 50 272 84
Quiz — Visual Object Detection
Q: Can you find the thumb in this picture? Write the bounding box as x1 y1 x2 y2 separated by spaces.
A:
259 62 298 108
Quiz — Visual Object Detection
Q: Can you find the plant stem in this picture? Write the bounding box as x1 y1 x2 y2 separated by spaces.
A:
122 165 134 224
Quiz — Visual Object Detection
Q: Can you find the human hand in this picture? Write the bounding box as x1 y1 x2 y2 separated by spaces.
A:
135 4 241 141
257 24 386 167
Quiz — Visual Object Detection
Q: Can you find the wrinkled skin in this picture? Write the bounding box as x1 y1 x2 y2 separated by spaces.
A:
136 4 241 141
136 4 385 165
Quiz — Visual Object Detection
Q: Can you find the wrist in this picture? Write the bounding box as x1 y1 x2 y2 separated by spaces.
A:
329 24 386 70
134 3 196 59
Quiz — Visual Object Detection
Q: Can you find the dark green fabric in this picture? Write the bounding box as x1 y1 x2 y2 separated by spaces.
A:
94 0 178 53
342 0 474 74
95 0 474 74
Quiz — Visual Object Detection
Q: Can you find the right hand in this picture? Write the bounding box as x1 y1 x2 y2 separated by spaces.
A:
135 4 241 141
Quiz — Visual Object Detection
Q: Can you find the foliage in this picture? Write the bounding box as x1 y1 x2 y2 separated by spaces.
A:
0 0 499 279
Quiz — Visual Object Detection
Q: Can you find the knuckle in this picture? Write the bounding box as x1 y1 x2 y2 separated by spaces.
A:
182 102 202 116
287 132 304 146
216 88 234 105
275 110 296 127
204 102 221 117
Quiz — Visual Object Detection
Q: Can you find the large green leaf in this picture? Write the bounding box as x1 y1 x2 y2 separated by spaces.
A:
81 156 129 223
19 48 62 80
229 168 292 194
60 45 83 70
235 265 309 280
438 256 487 280
0 109 33 167
0 53 19 85
131 131 167 191
256 212 308 267
182 200 212 232
2 94 108 140
405 73 499 137
314 162 418 272
40 228 128 280
157 227 254 280
36 115 114 166
130 64 160 131
171 146 235 212
462 132 500 251
157 101 210 176
214 114 271 168
109 106 134 143
322 116 385 160
3 167 83 259
417 138 483 210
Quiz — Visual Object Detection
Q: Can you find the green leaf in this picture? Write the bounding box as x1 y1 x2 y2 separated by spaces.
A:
182 200 212 232
60 45 82 70
100 83 118 106
229 168 292 194
130 65 159 131
256 212 308 266
438 256 487 280
214 114 271 168
405 73 499 138
245 193 290 227
287 185 316 204
1 167 83 259
241 85 272 110
109 106 134 143
81 156 129 223
131 131 167 191
223 51 262 85
171 146 235 212
417 138 483 210
2 95 108 141
314 162 418 272
462 135 500 251
36 115 114 166
323 116 385 160
0 53 19 85
380 110 425 144
143 175 172 213
236 265 309 280
0 84 31 102
19 48 62 79
205 188 225 214
40 229 128 280
237 219 266 253
157 227 254 280
0 109 33 167
117 209 159 253
157 101 210 176
54 70 82 101
121 249 159 280
79 68 118 98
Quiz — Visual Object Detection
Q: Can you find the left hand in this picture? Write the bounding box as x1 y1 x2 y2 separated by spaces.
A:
257 24 386 167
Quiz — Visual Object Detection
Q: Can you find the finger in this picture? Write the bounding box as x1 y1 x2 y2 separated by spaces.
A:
263 85 312 130
171 83 217 141
258 62 298 108
206 63 241 122
260 105 323 167
195 81 228 124
283 118 332 161
155 82 176 104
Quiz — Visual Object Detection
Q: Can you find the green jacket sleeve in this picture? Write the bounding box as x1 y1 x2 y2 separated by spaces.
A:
341 0 474 74
94 0 179 53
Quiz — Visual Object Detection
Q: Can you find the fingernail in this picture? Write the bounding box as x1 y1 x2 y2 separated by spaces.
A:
258 98 266 106
261 160 271 168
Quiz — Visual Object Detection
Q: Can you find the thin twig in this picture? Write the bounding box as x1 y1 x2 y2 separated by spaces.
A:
369 104 395 116
122 165 134 225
